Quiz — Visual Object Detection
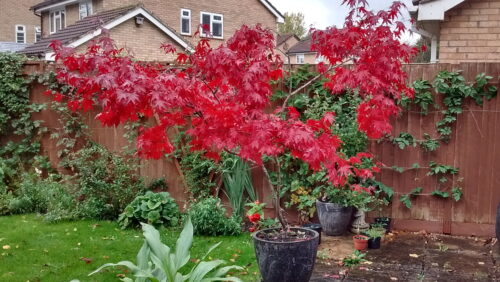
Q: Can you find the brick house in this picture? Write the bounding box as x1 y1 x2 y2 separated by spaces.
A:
412 0 500 63
279 35 326 65
275 33 299 62
20 0 284 61
0 0 41 52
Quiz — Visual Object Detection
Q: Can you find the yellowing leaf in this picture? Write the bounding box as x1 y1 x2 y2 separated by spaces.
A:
2 245 11 250
409 253 419 258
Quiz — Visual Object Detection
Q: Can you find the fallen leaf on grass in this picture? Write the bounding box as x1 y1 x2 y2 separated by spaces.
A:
80 257 93 264
2 245 10 250
409 254 419 258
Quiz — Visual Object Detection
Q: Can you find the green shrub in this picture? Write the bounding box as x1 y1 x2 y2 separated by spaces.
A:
118 191 180 229
9 174 49 214
65 143 145 220
6 173 75 221
188 197 242 236
0 189 15 215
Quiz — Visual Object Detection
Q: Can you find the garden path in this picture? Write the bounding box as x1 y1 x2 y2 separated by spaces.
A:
311 231 499 281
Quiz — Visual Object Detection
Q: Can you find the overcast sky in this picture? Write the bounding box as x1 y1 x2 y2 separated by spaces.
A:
268 0 419 44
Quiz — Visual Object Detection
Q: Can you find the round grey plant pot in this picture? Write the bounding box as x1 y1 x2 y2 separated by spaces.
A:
316 200 354 236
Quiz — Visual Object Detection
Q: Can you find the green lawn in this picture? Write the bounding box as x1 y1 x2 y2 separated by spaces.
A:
0 214 260 282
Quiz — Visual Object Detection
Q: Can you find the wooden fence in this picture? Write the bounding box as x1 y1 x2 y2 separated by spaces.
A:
23 61 500 237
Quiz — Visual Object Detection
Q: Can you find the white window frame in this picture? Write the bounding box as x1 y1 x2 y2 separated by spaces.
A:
50 9 66 34
315 55 327 64
200 12 224 39
180 9 191 35
35 26 41 42
79 1 93 20
296 53 305 64
15 25 26 44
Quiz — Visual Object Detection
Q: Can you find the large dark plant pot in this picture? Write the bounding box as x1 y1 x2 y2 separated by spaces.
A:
253 228 319 282
316 200 354 236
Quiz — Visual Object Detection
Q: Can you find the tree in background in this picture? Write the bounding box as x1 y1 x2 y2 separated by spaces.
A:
278 12 307 38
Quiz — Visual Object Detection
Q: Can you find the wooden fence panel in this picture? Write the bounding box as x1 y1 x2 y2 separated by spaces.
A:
21 61 500 236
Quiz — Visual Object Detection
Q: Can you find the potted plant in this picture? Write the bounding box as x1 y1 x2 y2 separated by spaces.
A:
374 217 392 233
353 234 369 251
50 1 416 281
365 227 384 249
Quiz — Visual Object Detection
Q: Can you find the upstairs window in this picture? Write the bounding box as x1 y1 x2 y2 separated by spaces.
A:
296 54 305 64
180 9 191 35
50 10 66 34
15 25 26 43
200 12 223 39
35 26 41 42
79 1 93 20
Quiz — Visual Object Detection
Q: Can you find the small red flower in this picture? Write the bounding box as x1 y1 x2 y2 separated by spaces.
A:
248 213 261 223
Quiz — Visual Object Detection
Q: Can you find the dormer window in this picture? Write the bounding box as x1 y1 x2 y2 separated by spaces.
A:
180 9 191 35
79 1 93 20
50 10 66 34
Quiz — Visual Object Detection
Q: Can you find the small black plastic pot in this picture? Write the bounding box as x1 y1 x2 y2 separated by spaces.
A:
368 237 381 249
374 217 392 233
316 200 354 236
253 227 319 282
302 223 322 245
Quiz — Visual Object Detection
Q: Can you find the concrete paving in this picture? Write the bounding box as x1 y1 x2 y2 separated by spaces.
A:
311 231 499 281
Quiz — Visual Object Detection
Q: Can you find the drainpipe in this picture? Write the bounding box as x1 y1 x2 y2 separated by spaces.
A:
430 35 438 63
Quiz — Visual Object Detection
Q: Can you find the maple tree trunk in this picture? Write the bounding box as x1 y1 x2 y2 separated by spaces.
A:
262 164 287 230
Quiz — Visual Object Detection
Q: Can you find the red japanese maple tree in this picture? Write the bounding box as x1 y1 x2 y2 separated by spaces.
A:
49 0 418 229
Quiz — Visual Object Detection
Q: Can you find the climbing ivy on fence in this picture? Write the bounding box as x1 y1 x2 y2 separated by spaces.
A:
390 70 497 208
0 53 46 164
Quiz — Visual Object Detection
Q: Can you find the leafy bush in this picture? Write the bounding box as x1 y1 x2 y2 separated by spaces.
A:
118 191 180 229
2 172 75 221
65 143 145 220
188 197 242 236
172 132 220 199
90 218 243 281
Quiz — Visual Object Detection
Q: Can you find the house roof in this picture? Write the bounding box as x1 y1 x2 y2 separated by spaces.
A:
21 5 193 57
412 0 466 21
412 0 438 5
276 34 295 46
31 0 76 11
288 36 315 54
0 42 31 53
31 0 285 22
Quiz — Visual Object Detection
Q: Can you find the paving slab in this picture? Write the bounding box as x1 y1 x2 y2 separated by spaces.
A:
311 231 498 282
